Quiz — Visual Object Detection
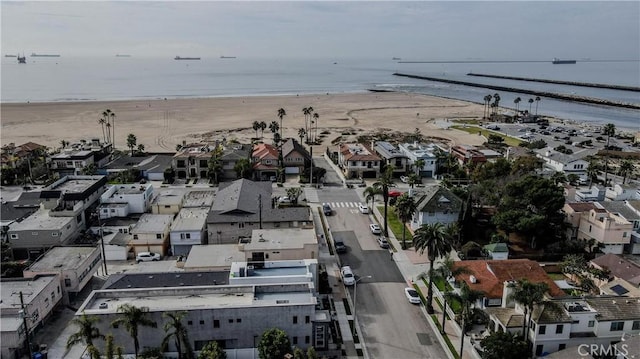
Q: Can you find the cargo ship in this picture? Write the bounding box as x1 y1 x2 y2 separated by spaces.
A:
220 56 236 59
5 54 17 58
175 56 201 60
115 54 131 57
31 53 61 57
18 55 26 64
552 58 576 64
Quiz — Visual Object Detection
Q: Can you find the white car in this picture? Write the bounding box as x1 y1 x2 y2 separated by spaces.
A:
377 236 389 249
278 196 291 203
400 175 409 183
136 252 161 263
358 203 369 214
405 287 421 304
341 266 355 286
369 224 381 235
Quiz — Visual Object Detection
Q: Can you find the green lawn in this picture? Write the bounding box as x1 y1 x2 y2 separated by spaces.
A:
377 205 410 247
451 125 523 147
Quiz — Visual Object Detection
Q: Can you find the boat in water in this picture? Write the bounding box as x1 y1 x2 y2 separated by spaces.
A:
115 54 132 57
31 53 61 57
220 56 237 59
552 58 576 64
392 57 402 60
17 55 26 64
5 54 17 58
175 56 201 60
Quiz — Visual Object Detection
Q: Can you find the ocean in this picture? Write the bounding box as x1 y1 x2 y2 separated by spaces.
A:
2 56 639 130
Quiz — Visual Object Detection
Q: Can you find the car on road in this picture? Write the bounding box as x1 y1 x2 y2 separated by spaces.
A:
334 239 347 253
323 203 332 216
400 175 409 183
278 196 292 203
369 224 381 235
405 287 421 304
136 252 161 263
486 124 501 130
341 266 356 286
377 236 389 248
358 203 369 214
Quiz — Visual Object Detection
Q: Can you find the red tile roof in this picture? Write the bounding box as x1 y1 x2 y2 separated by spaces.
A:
453 259 565 299
253 143 278 160
339 143 381 161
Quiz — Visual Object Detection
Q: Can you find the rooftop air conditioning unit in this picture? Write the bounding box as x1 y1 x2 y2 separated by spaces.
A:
469 275 477 284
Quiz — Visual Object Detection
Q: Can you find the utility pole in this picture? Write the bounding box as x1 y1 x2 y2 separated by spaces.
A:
97 210 108 275
310 146 314 188
18 291 33 358
258 194 263 229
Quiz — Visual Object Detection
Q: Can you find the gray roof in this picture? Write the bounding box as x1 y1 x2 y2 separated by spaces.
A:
585 297 640 321
597 201 640 222
281 138 310 159
591 253 640 286
536 147 593 165
1 192 42 222
485 307 524 328
212 179 272 214
221 144 251 161
136 154 174 174
532 302 573 324
103 270 230 289
374 141 408 159
208 206 310 224
414 185 463 214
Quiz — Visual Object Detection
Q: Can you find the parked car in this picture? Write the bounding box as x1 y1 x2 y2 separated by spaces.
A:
400 175 409 183
136 252 161 263
341 266 356 286
334 239 347 254
486 124 500 130
377 236 389 249
323 204 332 216
369 224 381 235
358 203 369 214
278 196 291 203
404 287 421 304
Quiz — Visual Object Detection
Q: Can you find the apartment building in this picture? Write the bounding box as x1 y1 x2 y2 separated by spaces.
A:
576 205 633 255
99 183 154 219
172 143 214 179
397 142 445 178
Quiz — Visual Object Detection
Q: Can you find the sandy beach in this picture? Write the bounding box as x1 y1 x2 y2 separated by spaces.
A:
1 92 490 152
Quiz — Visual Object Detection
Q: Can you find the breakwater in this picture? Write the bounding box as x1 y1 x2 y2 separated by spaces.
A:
467 73 640 92
393 73 640 110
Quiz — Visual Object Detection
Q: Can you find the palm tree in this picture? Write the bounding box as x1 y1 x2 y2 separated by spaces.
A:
208 146 223 184
434 256 471 334
298 128 306 145
302 107 313 143
587 158 598 188
408 173 420 189
414 159 425 176
483 94 492 119
234 158 252 179
363 185 382 211
513 97 521 117
162 311 194 359
67 312 105 352
269 121 279 137
447 282 485 355
137 144 145 154
252 121 261 138
509 279 551 342
259 121 267 139
60 139 69 149
528 98 534 113
492 93 501 116
534 96 541 116
277 108 286 139
413 222 454 314
373 166 394 237
126 134 137 156
313 112 319 144
98 118 107 142
618 159 635 184
112 304 157 358
602 123 616 186
395 194 417 249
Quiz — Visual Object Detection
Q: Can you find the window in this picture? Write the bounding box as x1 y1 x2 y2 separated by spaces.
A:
213 320 220 328
305 336 310 344
228 319 233 323
52 232 59 237
180 233 191 239
589 225 592 232
539 325 546 334
292 337 298 345
610 322 624 331
236 318 241 323
64 278 71 287
293 316 298 324
588 320 595 327
556 324 564 334
633 321 640 330
188 321 193 325
10 234 18 239
305 316 310 324
113 324 119 329
164 205 171 208
156 233 162 239
133 234 139 240
200 320 204 325
623 232 627 238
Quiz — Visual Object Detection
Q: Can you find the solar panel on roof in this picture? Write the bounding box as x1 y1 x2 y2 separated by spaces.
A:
610 284 629 295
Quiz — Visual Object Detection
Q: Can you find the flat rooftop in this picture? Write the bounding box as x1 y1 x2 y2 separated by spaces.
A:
184 244 245 269
9 209 74 231
110 184 151 195
132 214 173 233
50 177 101 194
0 275 59 308
26 246 98 271
153 188 188 206
183 190 216 208
171 208 209 231
79 283 315 314
246 228 317 250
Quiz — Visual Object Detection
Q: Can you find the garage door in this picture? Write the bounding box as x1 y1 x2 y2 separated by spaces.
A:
285 167 300 174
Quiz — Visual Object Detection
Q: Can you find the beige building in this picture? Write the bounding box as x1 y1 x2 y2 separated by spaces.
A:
150 188 188 215
129 214 174 256
577 206 633 254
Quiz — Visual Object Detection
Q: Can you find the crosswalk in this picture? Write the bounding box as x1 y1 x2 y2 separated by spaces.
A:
323 202 365 208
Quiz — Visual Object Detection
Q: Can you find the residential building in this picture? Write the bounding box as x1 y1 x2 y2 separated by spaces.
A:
337 143 381 179
483 242 509 260
40 175 108 225
575 185 606 202
92 217 139 261
183 189 216 208
77 283 328 355
373 141 409 176
563 202 599 240
1 192 43 241
22 246 101 304
0 275 61 359
576 204 633 254
411 185 463 230
477 148 503 162
99 183 154 219
172 143 214 179
0 141 46 169
598 200 640 254
590 253 640 288
450 145 487 167
101 154 173 181
150 188 188 215
281 138 311 175
453 259 565 308
397 142 444 178
129 214 173 256
605 183 640 201
535 147 594 178
252 143 279 181
7 209 80 259
206 179 312 244
219 143 252 180
169 207 209 256
49 139 112 177
229 259 318 288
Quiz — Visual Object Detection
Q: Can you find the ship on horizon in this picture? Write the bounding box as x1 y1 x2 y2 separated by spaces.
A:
220 56 237 59
116 54 132 57
5 54 17 58
17 55 26 64
175 56 201 60
552 58 576 64
31 53 61 57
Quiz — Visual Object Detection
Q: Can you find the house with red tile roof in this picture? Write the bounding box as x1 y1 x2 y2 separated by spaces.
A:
337 143 381 179
252 143 279 181
453 259 565 308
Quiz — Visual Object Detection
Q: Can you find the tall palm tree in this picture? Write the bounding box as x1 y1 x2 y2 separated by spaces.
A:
363 185 382 210
434 256 471 334
259 121 267 139
413 222 454 314
492 93 501 116
98 117 107 143
446 282 485 355
373 166 395 237
528 98 534 113
162 311 194 359
269 121 279 136
513 97 521 117
208 145 223 185
298 128 306 145
483 94 493 119
618 159 635 184
67 312 105 352
252 121 261 138
602 123 616 186
414 159 425 176
395 194 417 249
313 112 319 144
534 96 541 116
509 279 551 342
112 304 157 358
277 108 286 139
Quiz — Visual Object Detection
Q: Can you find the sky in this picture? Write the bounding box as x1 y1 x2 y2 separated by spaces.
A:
1 1 639 60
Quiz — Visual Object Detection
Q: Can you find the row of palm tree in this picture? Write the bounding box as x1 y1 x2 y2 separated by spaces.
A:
67 304 224 359
97 109 116 147
483 94 542 119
